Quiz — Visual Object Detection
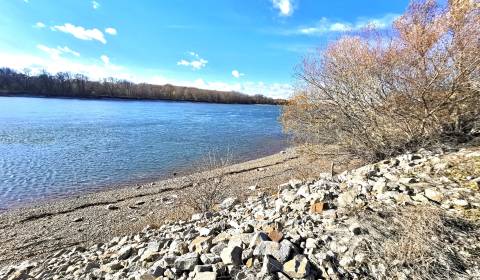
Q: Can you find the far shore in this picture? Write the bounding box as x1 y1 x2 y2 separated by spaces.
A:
0 91 283 106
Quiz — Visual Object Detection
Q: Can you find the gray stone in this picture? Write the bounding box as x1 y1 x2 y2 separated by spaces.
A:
339 256 355 268
283 255 311 278
200 253 222 264
220 246 243 266
117 245 133 260
220 197 239 209
338 190 356 207
174 252 199 271
424 188 444 202
193 271 217 280
261 255 282 274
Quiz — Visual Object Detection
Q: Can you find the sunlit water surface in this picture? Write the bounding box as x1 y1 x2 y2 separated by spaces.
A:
0 97 287 209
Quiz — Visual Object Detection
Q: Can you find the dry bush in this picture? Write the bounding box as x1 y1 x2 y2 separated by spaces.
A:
282 0 480 161
183 149 233 213
360 206 479 279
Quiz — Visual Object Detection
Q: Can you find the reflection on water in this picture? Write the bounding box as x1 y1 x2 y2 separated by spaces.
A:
0 97 287 209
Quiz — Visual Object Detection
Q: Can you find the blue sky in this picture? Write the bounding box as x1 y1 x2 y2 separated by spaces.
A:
0 0 410 98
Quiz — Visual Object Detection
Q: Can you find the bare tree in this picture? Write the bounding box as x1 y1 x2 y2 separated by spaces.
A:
282 0 480 160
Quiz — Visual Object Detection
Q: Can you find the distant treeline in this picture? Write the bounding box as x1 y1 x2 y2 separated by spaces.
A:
0 68 285 104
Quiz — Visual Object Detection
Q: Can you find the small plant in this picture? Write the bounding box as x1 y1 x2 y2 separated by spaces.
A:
183 149 233 213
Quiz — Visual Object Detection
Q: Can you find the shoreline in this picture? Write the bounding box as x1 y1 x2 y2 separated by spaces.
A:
0 141 288 212
0 148 323 266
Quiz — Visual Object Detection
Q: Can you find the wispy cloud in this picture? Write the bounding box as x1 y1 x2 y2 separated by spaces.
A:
92 1 100 10
37 44 80 59
290 13 400 36
271 0 294 17
177 52 208 70
100 55 110 65
105 27 117 35
51 23 107 44
231 70 244 78
34 22 46 28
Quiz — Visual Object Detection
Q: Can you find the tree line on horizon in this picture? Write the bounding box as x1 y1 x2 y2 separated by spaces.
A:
0 67 284 105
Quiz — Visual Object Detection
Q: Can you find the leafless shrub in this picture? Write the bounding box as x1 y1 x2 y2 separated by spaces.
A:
359 206 479 279
282 0 480 161
183 149 233 213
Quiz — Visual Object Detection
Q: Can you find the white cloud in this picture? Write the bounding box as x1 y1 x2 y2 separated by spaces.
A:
177 52 208 70
272 0 294 17
231 70 244 78
92 1 100 9
37 44 80 60
105 27 117 35
34 22 46 28
51 23 107 44
296 14 400 35
100 55 110 65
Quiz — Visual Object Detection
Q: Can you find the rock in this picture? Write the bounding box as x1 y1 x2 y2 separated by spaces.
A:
117 245 133 260
349 224 362 235
72 217 83 222
253 241 280 257
283 255 311 278
148 262 165 277
305 238 317 249
372 181 387 194
189 236 212 253
174 252 199 271
200 254 222 265
339 256 355 268
198 227 212 236
106 204 119 210
191 213 203 221
289 179 303 188
338 190 356 207
194 271 217 280
309 202 326 214
101 261 123 273
221 197 239 209
275 239 294 263
452 199 469 208
249 232 270 248
220 246 243 266
424 188 444 202
261 255 282 274
267 229 283 243
248 185 257 191
194 264 213 273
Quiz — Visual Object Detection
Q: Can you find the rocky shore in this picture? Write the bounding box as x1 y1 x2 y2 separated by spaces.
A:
2 145 480 280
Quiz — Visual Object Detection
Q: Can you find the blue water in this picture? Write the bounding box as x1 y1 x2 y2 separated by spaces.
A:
0 97 286 209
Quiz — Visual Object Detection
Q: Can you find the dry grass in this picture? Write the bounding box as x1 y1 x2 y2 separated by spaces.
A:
359 205 479 279
182 150 233 213
442 154 480 190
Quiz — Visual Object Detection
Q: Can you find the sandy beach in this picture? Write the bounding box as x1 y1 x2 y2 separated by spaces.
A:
0 148 353 266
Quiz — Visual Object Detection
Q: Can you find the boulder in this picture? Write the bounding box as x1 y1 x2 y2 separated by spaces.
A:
283 255 311 278
174 252 199 271
220 246 243 266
